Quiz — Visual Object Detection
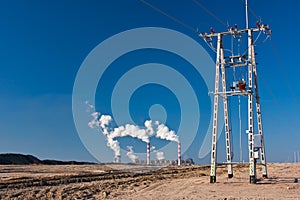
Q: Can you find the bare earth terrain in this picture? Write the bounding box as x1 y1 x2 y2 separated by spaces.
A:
0 163 299 199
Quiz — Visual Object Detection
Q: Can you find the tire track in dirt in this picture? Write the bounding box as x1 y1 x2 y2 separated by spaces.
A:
0 165 209 199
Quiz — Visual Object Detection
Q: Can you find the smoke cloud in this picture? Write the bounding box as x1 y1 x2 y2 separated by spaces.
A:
99 115 112 129
126 146 138 163
144 120 180 143
151 146 165 161
88 112 99 129
156 123 179 143
86 102 120 162
85 100 94 111
156 151 165 161
86 101 180 163
110 124 150 143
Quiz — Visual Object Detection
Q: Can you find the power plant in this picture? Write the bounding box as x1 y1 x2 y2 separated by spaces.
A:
145 140 181 166
87 109 182 166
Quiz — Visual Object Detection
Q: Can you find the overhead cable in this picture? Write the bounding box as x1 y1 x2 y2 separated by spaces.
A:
191 0 228 28
139 0 197 32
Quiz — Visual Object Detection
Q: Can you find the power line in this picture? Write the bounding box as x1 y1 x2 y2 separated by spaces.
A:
269 39 300 109
259 75 283 109
138 0 197 32
248 7 260 21
270 42 300 113
191 0 228 27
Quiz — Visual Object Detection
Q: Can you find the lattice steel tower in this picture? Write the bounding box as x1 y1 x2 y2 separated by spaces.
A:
200 1 271 184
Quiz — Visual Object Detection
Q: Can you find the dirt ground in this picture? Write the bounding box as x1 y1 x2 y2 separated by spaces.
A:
0 163 299 199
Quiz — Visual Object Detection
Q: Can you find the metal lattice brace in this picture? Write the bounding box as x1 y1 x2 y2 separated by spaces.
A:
220 39 233 178
251 32 268 178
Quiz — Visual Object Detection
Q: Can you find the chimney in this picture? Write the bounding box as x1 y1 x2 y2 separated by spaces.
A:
147 142 150 165
178 141 181 166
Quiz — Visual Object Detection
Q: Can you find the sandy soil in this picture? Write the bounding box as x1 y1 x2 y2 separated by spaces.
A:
0 163 299 199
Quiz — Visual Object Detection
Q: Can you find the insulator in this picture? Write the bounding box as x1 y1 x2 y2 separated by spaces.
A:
234 24 238 30
256 21 261 29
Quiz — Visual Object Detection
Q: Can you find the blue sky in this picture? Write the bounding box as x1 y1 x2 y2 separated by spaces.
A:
0 0 299 163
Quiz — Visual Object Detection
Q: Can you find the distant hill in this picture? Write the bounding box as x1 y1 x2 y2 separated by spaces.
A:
0 153 95 165
0 154 41 165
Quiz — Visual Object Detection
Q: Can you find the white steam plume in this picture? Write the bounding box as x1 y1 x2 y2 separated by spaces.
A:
86 103 120 162
85 100 94 112
88 112 100 129
86 101 180 162
107 137 120 160
98 115 120 160
156 151 165 161
156 123 179 142
110 124 150 143
150 146 156 151
144 120 158 136
145 120 180 143
99 115 113 135
126 146 138 163
99 115 112 129
151 146 165 161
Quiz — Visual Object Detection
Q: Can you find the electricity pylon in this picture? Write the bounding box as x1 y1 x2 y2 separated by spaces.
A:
200 22 271 184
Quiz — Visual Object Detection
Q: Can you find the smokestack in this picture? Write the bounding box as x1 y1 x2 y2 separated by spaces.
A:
147 142 150 165
178 141 181 166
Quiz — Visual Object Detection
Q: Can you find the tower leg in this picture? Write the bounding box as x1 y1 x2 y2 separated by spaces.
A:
248 29 256 184
210 34 222 183
251 30 268 179
249 159 257 183
210 82 219 183
248 128 256 184
210 93 219 183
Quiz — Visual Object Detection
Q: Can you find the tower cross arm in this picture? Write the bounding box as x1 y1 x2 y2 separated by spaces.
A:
199 25 271 38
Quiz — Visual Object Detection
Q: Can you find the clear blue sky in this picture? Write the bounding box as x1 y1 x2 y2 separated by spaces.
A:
0 0 299 163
